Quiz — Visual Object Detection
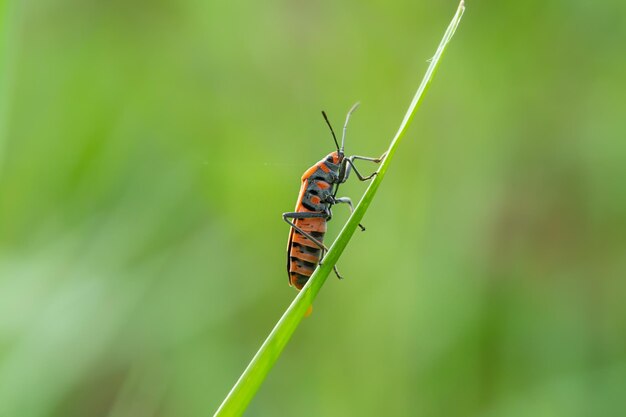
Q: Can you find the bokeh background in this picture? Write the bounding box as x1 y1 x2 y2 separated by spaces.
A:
1 1 625 416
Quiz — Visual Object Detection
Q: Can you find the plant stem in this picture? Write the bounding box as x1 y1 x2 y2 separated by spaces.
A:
214 2 465 416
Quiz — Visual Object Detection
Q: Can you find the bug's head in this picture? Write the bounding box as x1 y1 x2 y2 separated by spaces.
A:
321 102 359 160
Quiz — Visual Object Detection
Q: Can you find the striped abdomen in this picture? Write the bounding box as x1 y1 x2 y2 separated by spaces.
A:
287 152 340 290
288 215 327 290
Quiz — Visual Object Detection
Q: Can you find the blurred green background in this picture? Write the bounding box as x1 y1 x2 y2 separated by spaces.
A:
1 0 625 416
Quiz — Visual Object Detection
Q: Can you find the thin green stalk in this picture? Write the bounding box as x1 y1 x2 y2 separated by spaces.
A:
214 2 465 416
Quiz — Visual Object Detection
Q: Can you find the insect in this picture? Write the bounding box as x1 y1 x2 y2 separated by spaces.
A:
284 103 386 291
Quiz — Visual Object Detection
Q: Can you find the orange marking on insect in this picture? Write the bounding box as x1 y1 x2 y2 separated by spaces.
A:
295 204 311 213
310 196 321 205
319 163 330 173
291 247 320 263
293 180 309 210
290 273 310 290
290 262 315 276
295 217 327 232
292 232 323 248
301 165 319 181
317 181 330 190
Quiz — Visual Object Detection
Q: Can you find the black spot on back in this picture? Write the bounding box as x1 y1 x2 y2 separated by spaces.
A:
291 272 310 288
301 200 317 211
309 231 325 240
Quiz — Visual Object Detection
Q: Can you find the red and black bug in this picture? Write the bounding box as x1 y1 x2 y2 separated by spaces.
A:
284 103 385 290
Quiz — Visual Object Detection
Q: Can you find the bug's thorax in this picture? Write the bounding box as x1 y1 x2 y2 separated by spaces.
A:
300 151 339 181
294 151 342 213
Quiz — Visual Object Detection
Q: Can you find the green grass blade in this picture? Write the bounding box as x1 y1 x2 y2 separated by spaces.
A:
214 2 465 416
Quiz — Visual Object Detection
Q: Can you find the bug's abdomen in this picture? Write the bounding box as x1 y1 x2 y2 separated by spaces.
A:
289 216 327 290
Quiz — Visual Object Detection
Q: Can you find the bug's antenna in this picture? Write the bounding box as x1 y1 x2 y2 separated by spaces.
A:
321 111 340 151
341 102 360 153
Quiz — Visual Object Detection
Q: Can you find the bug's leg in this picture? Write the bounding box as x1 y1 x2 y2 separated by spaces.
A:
321 207 343 279
283 212 328 252
339 152 387 183
343 154 384 181
351 152 387 164
325 205 332 222
283 212 331 264
332 196 365 231
332 265 343 280
283 211 343 280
